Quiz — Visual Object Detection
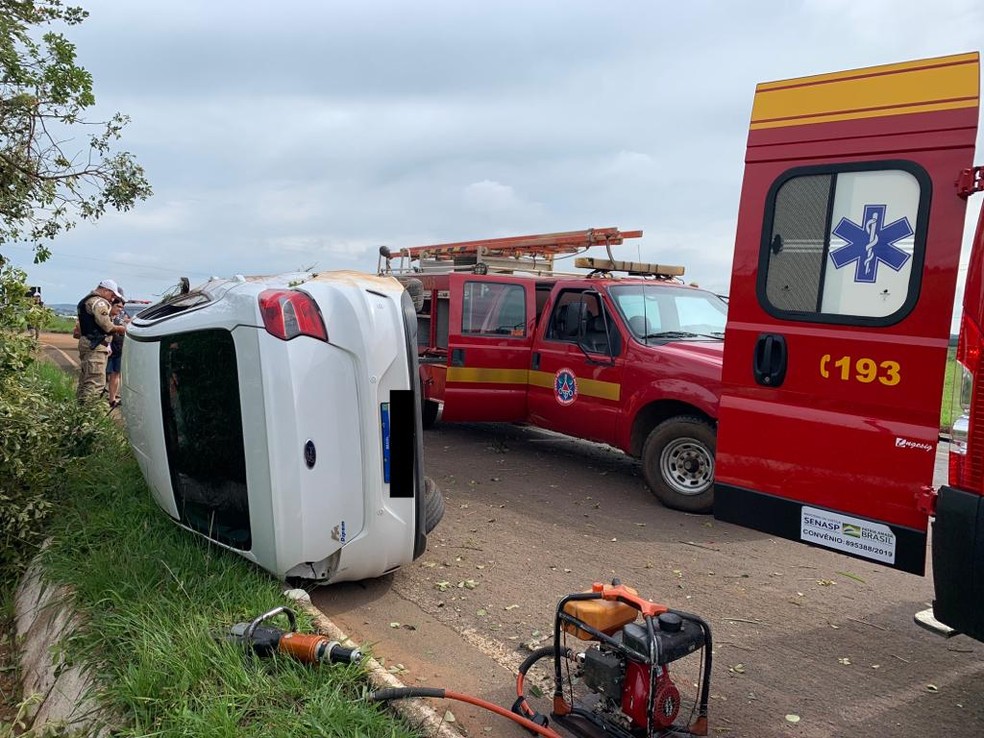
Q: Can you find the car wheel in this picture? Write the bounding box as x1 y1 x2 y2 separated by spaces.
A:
422 399 440 429
641 416 715 513
423 476 445 533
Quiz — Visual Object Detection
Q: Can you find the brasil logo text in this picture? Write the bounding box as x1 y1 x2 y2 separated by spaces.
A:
829 203 913 283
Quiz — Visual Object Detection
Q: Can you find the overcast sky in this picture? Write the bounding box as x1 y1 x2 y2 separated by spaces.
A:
7 0 984 324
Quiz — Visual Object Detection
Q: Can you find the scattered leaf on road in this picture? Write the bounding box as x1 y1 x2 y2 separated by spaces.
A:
927 684 939 693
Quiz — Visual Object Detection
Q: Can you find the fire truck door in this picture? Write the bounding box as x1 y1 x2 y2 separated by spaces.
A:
714 52 980 576
441 274 536 422
528 289 624 443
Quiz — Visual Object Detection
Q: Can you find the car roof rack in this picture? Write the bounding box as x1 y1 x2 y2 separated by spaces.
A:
378 227 643 277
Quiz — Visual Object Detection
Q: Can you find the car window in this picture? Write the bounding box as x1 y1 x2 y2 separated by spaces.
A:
160 329 251 550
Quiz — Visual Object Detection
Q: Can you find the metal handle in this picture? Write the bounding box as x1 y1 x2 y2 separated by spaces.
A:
244 606 297 642
753 333 787 387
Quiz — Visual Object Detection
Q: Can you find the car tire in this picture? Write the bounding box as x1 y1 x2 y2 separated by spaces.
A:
641 416 715 514
423 476 445 533
422 399 440 429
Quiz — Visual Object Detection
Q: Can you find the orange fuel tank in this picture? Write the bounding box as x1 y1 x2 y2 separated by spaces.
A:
562 585 639 640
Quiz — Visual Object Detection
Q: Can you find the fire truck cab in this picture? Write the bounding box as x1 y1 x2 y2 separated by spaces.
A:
713 52 984 641
380 228 727 513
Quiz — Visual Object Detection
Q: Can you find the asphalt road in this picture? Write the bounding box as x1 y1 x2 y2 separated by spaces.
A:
313 423 982 738
40 332 977 737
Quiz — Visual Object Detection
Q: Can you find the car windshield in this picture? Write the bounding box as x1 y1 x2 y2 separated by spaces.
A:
608 284 727 341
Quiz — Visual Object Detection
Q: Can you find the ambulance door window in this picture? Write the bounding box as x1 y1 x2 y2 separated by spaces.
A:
761 164 929 324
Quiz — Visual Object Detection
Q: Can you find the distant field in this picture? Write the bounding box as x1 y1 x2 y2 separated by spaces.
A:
941 347 958 431
46 314 76 334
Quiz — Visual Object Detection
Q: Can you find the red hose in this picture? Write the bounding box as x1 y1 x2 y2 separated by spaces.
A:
371 686 562 738
443 690 563 738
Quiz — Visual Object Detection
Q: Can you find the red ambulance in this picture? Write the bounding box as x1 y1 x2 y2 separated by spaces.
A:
713 52 984 641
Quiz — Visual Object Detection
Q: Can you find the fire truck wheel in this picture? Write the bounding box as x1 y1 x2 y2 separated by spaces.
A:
641 416 715 514
422 400 440 429
423 476 445 533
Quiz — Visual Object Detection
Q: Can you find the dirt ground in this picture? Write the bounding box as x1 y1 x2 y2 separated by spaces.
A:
313 421 984 738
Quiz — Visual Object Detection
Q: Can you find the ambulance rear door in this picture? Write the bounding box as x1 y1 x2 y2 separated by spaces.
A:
715 53 980 575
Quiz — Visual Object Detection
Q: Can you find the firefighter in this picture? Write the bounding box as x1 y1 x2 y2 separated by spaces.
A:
76 280 127 404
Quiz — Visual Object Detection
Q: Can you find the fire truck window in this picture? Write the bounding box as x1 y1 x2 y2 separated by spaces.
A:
675 294 727 334
461 282 527 337
547 290 600 342
762 167 925 322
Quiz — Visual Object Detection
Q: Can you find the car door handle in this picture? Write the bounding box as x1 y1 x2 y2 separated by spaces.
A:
531 352 541 370
753 333 787 387
451 348 465 367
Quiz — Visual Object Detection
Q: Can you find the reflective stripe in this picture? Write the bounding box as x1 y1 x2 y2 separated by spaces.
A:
447 366 620 402
446 367 530 385
751 52 979 130
528 370 621 402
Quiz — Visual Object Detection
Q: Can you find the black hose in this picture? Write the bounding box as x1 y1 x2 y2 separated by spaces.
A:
520 644 566 676
371 686 445 701
514 644 573 724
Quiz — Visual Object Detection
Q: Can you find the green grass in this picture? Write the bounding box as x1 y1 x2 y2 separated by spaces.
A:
44 314 76 334
941 348 958 431
36 434 419 737
27 360 76 401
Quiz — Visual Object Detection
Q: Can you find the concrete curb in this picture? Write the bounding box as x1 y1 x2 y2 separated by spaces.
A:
14 556 115 737
284 589 461 738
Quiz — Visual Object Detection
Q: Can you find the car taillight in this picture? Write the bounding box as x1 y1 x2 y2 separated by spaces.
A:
950 314 984 491
258 289 328 342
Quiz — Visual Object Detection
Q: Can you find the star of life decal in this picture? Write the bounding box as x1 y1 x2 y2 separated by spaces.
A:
829 203 913 283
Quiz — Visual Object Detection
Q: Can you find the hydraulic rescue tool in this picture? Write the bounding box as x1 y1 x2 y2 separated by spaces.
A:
224 606 362 666
372 580 712 738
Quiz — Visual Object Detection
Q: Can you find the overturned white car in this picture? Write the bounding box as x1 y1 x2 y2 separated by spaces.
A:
121 271 443 583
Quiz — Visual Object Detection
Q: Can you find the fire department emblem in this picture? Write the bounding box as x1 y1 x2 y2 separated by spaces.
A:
829 203 913 283
555 368 578 406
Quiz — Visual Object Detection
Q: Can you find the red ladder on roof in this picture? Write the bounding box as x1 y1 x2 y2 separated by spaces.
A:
401 227 642 260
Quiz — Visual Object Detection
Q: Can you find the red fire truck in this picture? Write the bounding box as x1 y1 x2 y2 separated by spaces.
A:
710 51 984 641
379 227 727 513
